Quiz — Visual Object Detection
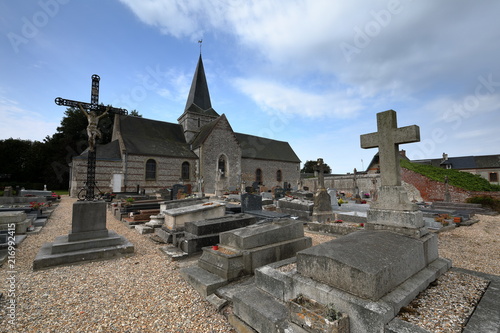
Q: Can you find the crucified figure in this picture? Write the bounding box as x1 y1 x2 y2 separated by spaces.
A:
78 103 109 151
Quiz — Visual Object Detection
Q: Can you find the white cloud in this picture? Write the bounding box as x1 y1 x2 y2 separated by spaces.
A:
0 96 58 141
234 78 363 118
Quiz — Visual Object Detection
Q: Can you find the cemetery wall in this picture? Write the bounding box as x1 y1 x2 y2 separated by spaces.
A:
241 158 300 190
301 174 378 196
199 117 242 193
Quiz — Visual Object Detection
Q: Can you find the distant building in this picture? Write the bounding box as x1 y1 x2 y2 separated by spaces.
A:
68 55 301 197
412 153 500 184
365 151 500 185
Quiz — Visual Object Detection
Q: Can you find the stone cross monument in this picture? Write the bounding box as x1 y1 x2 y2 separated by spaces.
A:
360 110 426 237
312 158 333 223
34 75 134 270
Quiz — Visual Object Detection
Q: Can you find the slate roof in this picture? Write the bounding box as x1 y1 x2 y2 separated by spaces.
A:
74 140 122 160
118 115 197 158
235 133 301 163
412 154 500 169
183 55 219 117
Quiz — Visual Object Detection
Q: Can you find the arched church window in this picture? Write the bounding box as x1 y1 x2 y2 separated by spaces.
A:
276 170 282 182
145 159 157 180
256 168 262 184
218 156 226 177
182 162 190 180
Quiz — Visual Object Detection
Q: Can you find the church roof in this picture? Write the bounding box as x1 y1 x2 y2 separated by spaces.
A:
183 55 219 117
118 115 197 158
235 133 301 163
74 140 122 160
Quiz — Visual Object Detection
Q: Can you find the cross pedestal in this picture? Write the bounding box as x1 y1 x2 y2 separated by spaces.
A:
360 110 426 237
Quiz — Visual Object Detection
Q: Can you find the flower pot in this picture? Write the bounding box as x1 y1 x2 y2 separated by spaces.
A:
212 245 219 250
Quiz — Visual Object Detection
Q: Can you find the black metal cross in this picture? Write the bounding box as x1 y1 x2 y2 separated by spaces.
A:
55 74 128 200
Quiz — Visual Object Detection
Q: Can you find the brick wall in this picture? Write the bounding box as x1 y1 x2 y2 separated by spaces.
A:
402 168 500 202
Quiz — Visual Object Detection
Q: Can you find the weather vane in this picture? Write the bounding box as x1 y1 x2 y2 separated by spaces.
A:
198 39 203 54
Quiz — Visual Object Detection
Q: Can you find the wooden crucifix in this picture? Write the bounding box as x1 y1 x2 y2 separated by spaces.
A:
55 74 128 200
360 110 420 187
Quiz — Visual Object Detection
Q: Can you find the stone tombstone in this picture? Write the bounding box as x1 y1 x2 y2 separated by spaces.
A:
171 184 188 200
327 189 337 206
274 187 286 199
252 182 260 192
241 193 262 212
3 186 13 197
261 192 273 200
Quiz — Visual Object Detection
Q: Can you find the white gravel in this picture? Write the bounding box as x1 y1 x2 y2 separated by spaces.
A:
1 197 498 333
0 196 235 333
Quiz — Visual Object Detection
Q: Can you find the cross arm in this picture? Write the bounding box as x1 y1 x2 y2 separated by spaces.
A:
393 125 420 144
360 132 379 149
55 97 128 115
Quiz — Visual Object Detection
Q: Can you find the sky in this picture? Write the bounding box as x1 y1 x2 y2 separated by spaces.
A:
1 0 499 174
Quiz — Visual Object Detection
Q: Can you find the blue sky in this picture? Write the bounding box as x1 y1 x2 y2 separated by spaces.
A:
1 0 499 173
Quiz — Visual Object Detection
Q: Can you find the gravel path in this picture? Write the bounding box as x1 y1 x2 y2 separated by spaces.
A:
0 197 235 333
0 197 498 332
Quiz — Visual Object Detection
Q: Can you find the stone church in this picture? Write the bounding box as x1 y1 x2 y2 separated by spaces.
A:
69 55 301 197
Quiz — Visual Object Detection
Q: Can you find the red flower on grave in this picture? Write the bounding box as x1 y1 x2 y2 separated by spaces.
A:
30 201 45 210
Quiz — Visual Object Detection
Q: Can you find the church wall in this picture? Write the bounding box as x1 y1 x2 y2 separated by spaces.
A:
200 119 241 193
241 158 300 190
125 154 197 193
69 158 123 197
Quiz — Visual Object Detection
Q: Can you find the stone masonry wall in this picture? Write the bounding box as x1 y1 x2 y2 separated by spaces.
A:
70 158 123 197
241 158 300 190
200 117 242 193
125 154 197 193
301 174 378 196
70 155 197 198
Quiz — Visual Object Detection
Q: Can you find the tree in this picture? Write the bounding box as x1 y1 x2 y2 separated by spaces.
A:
301 160 332 174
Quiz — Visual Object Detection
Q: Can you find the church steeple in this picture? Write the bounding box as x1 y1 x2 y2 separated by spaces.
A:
184 54 213 112
178 54 219 143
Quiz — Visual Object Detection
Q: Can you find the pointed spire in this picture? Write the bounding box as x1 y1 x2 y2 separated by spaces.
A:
184 54 212 112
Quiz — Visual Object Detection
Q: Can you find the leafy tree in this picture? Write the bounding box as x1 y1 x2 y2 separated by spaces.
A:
301 160 332 174
129 109 142 117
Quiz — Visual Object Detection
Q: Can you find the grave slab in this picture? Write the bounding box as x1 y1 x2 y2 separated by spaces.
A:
164 202 225 230
296 230 438 301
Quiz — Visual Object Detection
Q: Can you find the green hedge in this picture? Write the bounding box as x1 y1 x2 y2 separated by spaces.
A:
466 195 500 212
400 159 500 191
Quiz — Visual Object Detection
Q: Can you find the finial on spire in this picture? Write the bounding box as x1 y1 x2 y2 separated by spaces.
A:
198 39 203 55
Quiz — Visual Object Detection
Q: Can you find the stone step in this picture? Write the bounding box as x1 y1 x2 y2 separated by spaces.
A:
232 285 291 333
135 225 153 234
180 265 228 298
159 245 188 261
